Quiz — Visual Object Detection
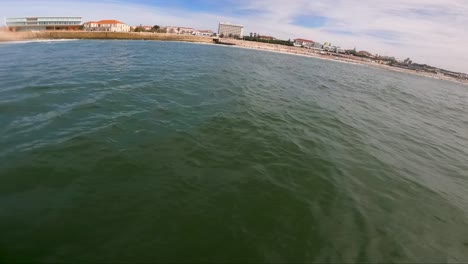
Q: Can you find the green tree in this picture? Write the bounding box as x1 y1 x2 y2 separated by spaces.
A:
151 25 160 32
134 26 145 32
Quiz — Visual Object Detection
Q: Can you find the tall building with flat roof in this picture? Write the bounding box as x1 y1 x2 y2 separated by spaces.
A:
218 22 243 38
6 17 82 31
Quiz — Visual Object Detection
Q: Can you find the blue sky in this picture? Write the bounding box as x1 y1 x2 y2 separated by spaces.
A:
1 0 467 72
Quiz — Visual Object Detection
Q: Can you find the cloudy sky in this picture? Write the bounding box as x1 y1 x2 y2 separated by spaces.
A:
2 0 467 73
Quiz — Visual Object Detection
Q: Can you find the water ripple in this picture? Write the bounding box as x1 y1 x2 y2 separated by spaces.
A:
1 40 468 262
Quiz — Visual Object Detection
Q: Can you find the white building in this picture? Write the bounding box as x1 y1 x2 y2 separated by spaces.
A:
166 26 195 34
294 38 314 48
218 22 243 38
83 20 130 32
6 17 82 31
193 30 214 37
324 45 337 52
336 47 346 54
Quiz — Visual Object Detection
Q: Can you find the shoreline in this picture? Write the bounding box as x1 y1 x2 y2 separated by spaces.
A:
219 39 468 86
0 31 214 44
1 31 466 86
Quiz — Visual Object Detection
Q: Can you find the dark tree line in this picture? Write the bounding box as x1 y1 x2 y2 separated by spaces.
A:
133 25 167 33
243 36 293 46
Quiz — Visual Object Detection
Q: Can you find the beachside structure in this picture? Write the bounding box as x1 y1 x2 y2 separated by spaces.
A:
294 38 314 48
5 17 82 31
313 42 323 49
259 35 276 41
193 30 214 37
336 47 346 54
166 26 195 34
83 20 130 32
218 22 243 38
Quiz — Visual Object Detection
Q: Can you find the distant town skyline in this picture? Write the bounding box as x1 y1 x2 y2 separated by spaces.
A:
2 0 467 73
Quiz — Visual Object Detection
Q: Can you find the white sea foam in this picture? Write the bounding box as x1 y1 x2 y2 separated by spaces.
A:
0 39 79 45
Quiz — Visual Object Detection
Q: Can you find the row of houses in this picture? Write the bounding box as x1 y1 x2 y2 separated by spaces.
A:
86 21 215 36
292 38 346 53
4 16 215 36
86 21 240 38
163 26 214 36
132 22 243 37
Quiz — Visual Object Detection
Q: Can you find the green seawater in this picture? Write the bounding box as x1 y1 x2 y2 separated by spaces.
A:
1 40 468 262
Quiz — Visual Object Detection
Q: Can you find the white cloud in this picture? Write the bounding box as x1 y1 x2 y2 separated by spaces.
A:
1 0 467 72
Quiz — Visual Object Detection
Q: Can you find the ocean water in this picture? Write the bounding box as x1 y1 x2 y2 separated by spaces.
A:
1 40 468 262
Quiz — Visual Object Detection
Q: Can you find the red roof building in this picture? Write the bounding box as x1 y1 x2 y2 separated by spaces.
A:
294 38 314 43
293 38 315 47
83 19 130 32
96 20 125 24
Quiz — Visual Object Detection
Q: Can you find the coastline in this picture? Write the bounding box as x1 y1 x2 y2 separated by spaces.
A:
0 31 214 44
1 31 466 86
219 39 468 86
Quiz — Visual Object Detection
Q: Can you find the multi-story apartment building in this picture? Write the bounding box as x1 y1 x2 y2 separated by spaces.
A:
5 17 82 31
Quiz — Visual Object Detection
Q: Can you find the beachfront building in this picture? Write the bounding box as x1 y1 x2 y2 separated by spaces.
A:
259 35 276 41
5 17 82 31
324 46 337 52
336 47 346 54
218 22 243 38
179 27 195 34
294 38 314 48
193 30 214 37
83 20 130 32
165 26 195 35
